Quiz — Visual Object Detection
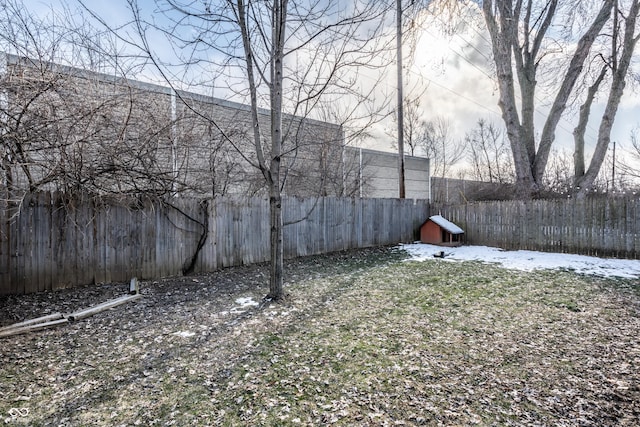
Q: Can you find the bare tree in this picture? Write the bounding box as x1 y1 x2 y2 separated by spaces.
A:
103 0 394 300
0 56 182 202
481 0 628 197
572 0 640 196
421 116 465 178
543 149 576 196
617 125 640 186
386 94 430 157
465 119 514 183
0 1 189 206
237 1 393 298
402 98 427 157
0 2 215 281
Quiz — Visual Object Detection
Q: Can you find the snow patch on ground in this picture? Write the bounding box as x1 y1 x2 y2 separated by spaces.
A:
226 296 261 314
265 308 295 318
400 243 640 279
172 331 196 338
235 297 259 308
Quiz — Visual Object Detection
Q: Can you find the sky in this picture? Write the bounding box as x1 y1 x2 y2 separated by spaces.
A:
20 0 640 176
384 2 640 168
401 243 640 279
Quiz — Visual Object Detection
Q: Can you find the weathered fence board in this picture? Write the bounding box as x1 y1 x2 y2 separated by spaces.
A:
435 198 640 259
9 195 639 296
1 194 428 295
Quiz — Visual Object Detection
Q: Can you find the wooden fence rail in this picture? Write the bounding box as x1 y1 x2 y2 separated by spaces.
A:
0 193 429 295
6 195 637 296
435 198 640 259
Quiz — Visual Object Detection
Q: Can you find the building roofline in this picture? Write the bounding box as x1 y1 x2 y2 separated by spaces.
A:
1 52 339 130
343 146 429 161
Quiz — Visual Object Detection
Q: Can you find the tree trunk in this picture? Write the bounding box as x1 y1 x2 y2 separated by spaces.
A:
534 1 613 184
267 0 287 300
268 186 284 299
483 0 613 197
236 0 287 300
576 0 640 197
396 0 405 199
483 1 536 196
573 66 608 184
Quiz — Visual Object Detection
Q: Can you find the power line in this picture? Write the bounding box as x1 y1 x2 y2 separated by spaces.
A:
413 72 503 118
407 25 598 143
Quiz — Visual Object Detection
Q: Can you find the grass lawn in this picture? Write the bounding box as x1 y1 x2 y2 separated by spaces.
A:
1 247 639 426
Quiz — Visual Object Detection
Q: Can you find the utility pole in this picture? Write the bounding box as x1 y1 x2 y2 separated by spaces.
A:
611 140 616 192
397 0 406 198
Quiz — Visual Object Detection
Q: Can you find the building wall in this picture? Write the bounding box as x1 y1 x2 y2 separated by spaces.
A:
0 53 345 200
344 148 430 200
172 89 346 198
1 53 429 201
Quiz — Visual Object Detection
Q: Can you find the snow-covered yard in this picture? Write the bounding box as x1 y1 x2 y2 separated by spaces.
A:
402 243 640 279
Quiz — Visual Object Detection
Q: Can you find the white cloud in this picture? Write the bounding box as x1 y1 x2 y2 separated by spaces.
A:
364 0 640 182
22 0 640 165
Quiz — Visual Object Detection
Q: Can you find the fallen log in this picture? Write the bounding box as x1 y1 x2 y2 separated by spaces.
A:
0 318 69 338
1 287 143 338
66 293 142 321
0 312 64 332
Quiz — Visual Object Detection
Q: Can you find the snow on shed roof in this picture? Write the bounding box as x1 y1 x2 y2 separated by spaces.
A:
429 215 464 234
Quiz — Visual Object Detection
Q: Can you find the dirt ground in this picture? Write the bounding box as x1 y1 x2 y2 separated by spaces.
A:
0 247 392 328
0 248 398 425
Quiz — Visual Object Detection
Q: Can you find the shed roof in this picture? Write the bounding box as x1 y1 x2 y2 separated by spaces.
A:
428 215 464 234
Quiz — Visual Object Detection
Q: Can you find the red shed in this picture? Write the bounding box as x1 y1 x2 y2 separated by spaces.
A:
420 215 464 246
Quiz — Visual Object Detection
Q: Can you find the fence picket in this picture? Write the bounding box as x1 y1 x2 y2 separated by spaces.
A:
6 194 640 296
433 198 640 258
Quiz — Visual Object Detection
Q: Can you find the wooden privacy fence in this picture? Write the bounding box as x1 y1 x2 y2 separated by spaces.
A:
0 193 429 295
435 198 640 259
